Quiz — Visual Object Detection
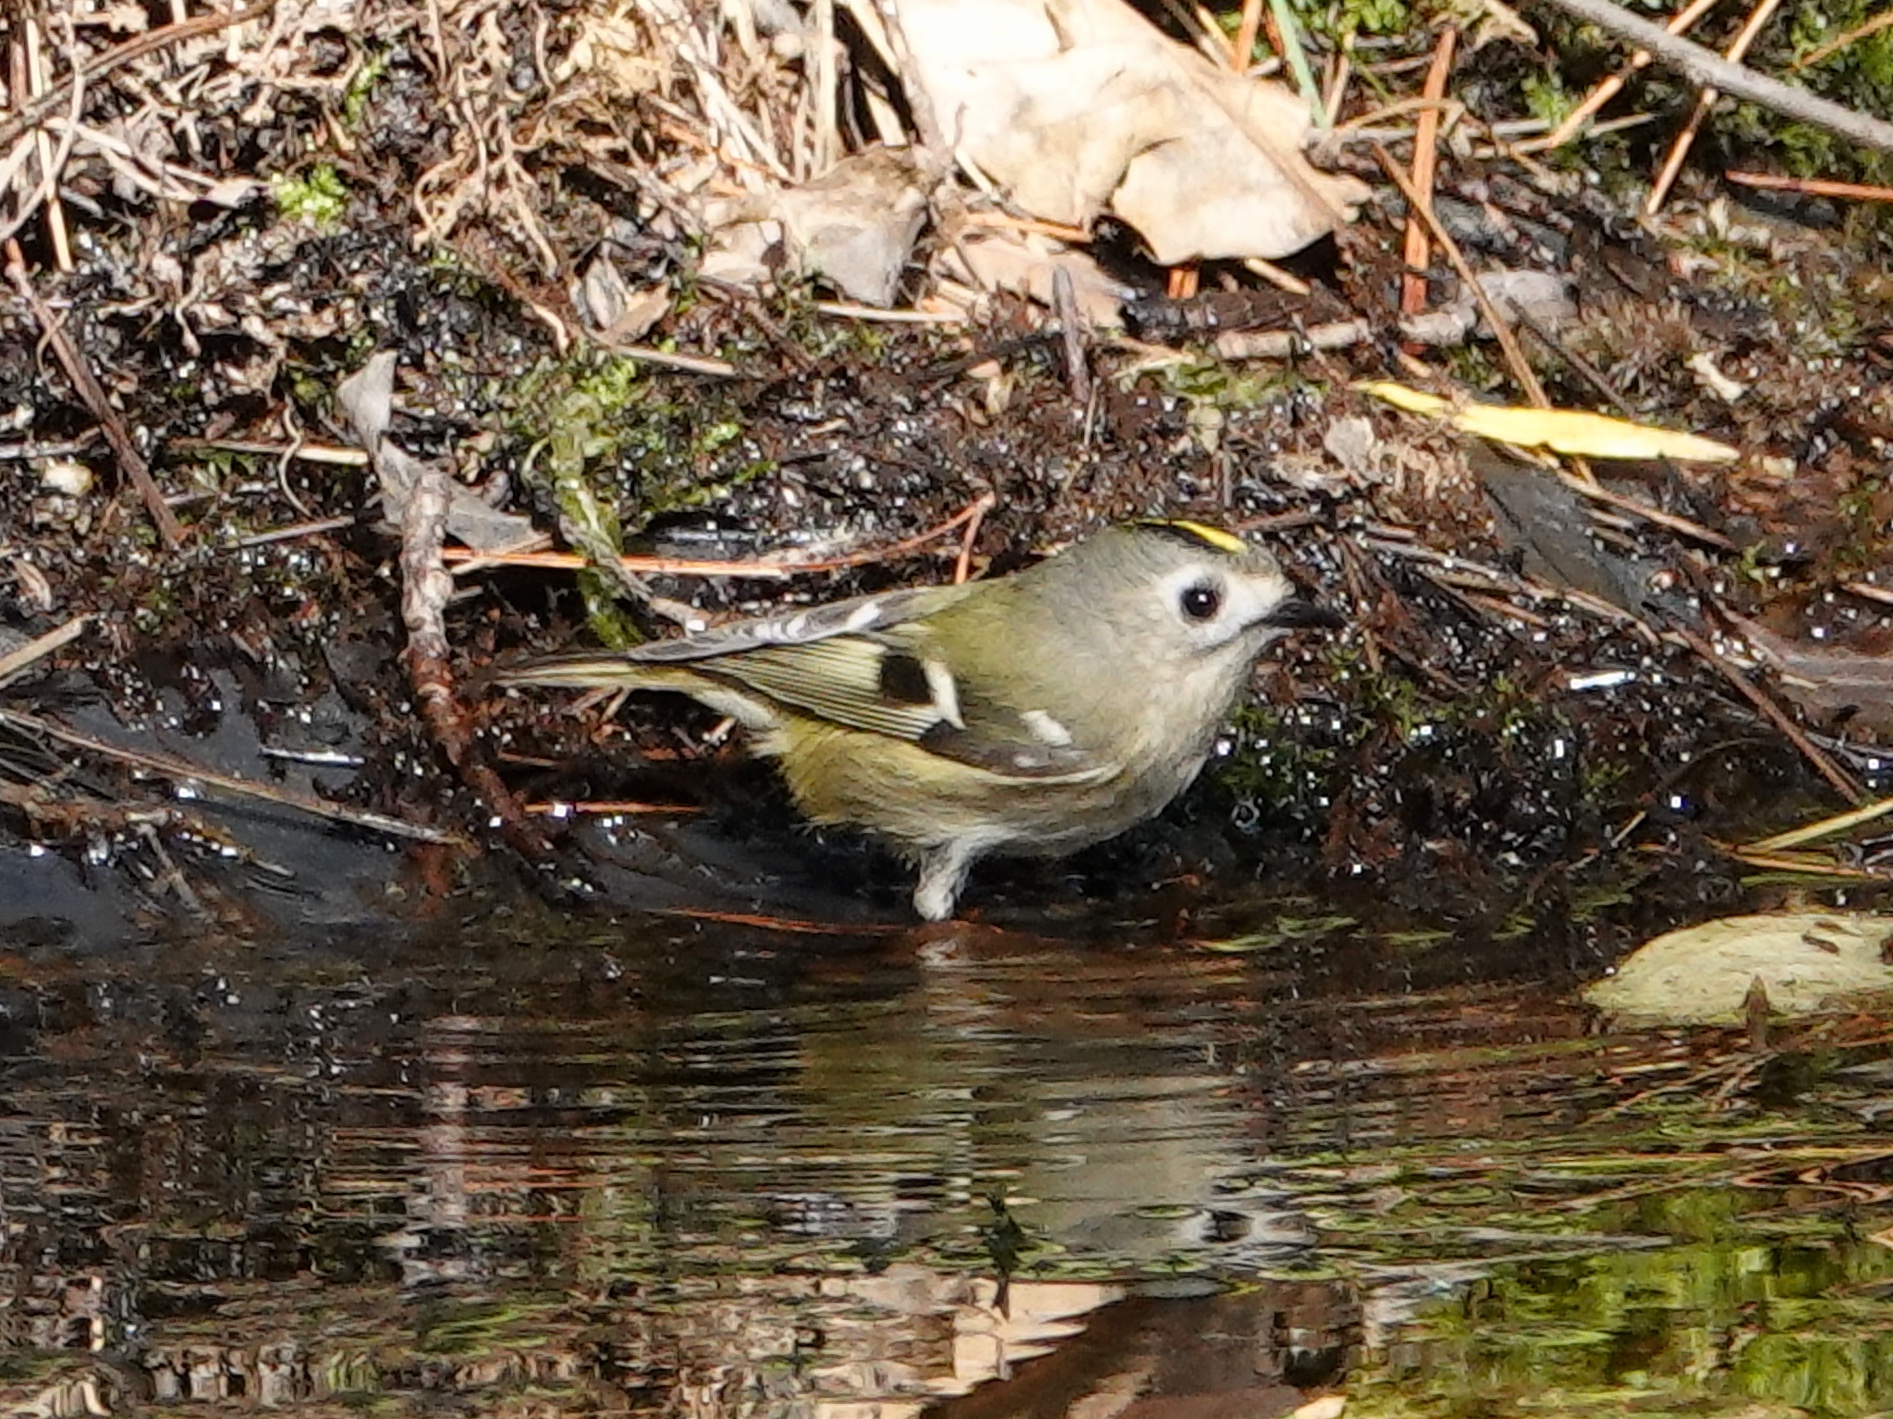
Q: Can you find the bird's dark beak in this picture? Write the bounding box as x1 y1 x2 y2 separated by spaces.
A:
1264 597 1344 631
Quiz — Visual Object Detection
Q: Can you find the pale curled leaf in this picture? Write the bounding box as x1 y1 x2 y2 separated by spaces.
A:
339 352 537 554
1355 381 1740 462
1585 912 1893 1024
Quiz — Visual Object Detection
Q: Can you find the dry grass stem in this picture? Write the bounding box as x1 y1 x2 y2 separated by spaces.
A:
1645 0 1786 213
1373 143 1550 412
1530 0 1893 153
1540 0 1723 150
0 614 88 687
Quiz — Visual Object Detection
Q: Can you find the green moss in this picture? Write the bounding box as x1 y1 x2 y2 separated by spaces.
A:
1220 700 1340 812
512 351 777 646
1828 477 1889 576
1520 70 1576 128
1442 339 1503 392
1152 358 1315 410
1298 0 1410 40
270 163 349 229
342 50 389 129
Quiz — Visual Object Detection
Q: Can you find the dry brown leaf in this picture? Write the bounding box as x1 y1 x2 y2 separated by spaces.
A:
935 228 1131 325
891 0 1365 263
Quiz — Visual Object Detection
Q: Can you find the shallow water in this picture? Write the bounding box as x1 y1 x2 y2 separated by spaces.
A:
2 901 1891 1417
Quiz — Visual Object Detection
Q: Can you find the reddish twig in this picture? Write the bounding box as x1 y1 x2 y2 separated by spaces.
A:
1538 0 1723 150
442 490 1004 579
1401 27 1458 316
1372 145 1550 413
1726 169 1893 202
954 492 997 584
1526 0 1893 154
1793 7 1893 69
1233 0 1266 68
1646 0 1786 214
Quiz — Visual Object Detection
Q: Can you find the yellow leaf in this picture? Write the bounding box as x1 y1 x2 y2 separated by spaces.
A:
1354 380 1739 462
1356 380 1451 416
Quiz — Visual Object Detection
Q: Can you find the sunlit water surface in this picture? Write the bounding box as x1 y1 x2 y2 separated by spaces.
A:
2 905 1891 1417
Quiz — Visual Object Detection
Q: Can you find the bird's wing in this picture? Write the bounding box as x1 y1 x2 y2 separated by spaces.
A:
917 717 1113 781
511 581 1113 782
706 636 1112 783
706 637 950 742
626 584 972 662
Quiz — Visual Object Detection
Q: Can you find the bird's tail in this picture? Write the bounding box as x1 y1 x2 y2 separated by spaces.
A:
492 653 673 690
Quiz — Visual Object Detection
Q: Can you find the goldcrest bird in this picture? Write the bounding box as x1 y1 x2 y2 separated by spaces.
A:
500 520 1337 920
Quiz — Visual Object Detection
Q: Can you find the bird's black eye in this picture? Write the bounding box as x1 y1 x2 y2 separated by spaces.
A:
1180 582 1222 621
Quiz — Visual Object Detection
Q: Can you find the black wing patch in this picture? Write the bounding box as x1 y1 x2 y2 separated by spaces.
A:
877 651 934 706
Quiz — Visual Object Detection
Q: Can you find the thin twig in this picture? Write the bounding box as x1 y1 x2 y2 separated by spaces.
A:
0 614 86 687
1793 7 1893 69
651 904 910 935
1234 0 1266 69
595 343 738 376
12 15 78 265
443 546 788 579
1841 579 1893 606
525 798 700 816
954 492 997 584
1725 847 1887 878
442 491 1004 579
1560 474 1737 549
1051 266 1092 411
0 707 471 846
1539 0 1723 150
235 516 359 548
1372 144 1549 411
1668 625 1864 804
1527 0 1893 154
812 0 837 174
389 381 551 857
816 301 967 324
1646 0 1786 214
1741 796 1893 853
1727 169 1893 202
5 241 185 547
1240 256 1313 295
167 437 369 465
0 3 275 153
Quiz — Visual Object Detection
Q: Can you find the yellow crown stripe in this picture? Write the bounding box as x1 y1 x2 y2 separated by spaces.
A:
1140 519 1249 555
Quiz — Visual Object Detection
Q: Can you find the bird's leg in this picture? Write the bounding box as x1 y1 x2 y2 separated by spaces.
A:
912 840 978 921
